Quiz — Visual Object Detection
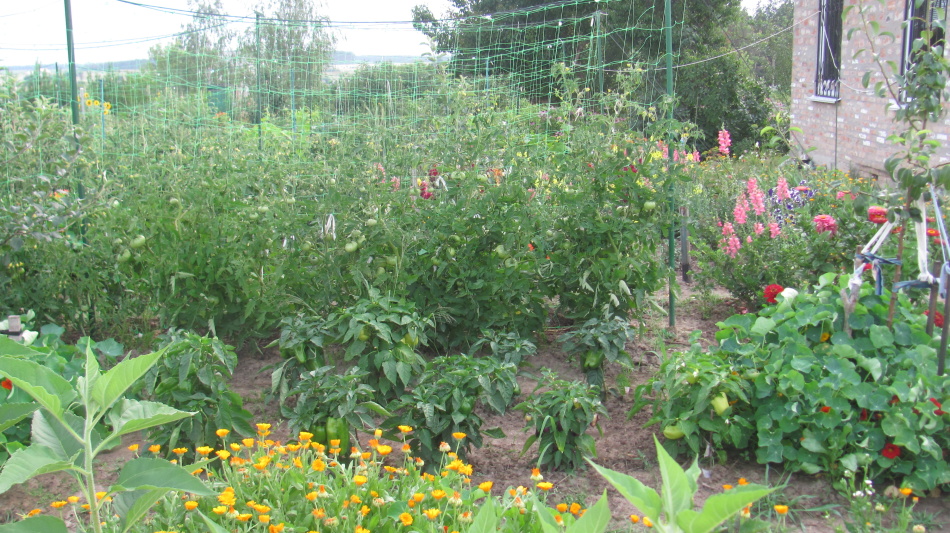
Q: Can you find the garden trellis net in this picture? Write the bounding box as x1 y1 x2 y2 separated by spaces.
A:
11 0 686 165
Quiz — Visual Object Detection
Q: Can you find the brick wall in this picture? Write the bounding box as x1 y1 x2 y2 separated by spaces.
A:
790 0 950 178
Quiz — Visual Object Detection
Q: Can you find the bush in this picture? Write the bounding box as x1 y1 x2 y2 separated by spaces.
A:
635 273 950 491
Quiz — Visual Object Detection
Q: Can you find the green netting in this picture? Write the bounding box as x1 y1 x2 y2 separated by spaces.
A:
10 0 686 165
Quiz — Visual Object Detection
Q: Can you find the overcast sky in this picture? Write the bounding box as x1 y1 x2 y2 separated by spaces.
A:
0 0 764 67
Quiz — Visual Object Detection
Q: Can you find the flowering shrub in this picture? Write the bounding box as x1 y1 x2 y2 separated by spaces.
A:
636 273 950 491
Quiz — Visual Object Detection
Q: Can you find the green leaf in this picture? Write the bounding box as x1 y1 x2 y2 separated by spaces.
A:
0 403 38 433
111 457 213 495
567 491 610 533
677 485 775 533
589 460 661 519
106 399 193 440
112 488 168 533
31 410 87 464
655 434 696 518
0 357 76 420
0 337 43 357
194 510 233 533
0 445 77 494
92 349 165 410
469 497 499 533
868 325 894 349
0 516 69 533
751 317 776 337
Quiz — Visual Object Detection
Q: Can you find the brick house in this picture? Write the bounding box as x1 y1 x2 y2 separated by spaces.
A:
790 0 949 177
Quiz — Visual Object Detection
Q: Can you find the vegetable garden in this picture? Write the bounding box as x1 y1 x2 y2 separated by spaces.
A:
1 0 949 530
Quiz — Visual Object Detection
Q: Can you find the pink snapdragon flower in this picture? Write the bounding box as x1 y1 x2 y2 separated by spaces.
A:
718 129 732 156
769 221 781 238
748 178 766 215
775 177 791 201
722 222 735 237
724 235 742 258
754 222 764 235
733 193 748 224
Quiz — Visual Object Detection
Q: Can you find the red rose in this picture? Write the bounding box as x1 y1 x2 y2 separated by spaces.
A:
881 443 901 459
763 284 784 304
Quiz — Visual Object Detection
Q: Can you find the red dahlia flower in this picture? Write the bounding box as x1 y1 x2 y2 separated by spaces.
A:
763 284 784 304
924 310 944 328
868 206 888 224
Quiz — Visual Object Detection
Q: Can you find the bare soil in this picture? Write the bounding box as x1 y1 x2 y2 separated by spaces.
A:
1 281 947 532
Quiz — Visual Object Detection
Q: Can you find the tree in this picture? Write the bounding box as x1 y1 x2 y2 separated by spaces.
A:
147 0 236 93
238 0 335 118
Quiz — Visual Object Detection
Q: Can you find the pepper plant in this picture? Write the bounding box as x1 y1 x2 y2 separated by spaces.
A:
558 315 635 393
0 343 213 533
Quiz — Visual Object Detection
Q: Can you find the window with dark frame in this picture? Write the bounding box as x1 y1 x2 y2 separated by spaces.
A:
815 0 844 99
901 0 947 78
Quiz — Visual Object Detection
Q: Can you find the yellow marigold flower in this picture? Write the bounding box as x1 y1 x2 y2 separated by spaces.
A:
173 447 188 456
287 443 301 452
81 504 90 510
354 475 368 486
355 527 369 533
191 468 204 475
556 503 568 513
452 432 466 440
212 505 227 515
148 445 161 453
196 446 214 456
298 431 313 442
242 438 255 448
376 444 392 456
479 481 493 493
258 514 270 523
312 508 326 518
268 524 285 533
900 487 914 496
374 428 383 437
399 512 413 526
630 514 640 523
216 450 231 461
722 484 733 491
128 444 139 452
398 425 413 433
531 468 543 481
413 493 425 503
643 516 654 527
50 501 67 509
256 423 271 432
312 459 326 472
360 505 370 516
216 428 230 438
431 489 446 500
305 491 317 501
67 496 80 504
423 508 441 520
774 505 789 515
737 478 749 485
230 442 242 451
184 501 198 511
95 491 107 500
26 509 41 517
361 452 372 460
236 513 252 521
537 482 554 491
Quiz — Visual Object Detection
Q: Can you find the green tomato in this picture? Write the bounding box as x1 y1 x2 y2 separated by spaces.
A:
257 205 269 213
643 201 657 211
386 256 398 267
117 249 132 263
130 235 147 249
344 241 359 253
365 218 378 227
168 197 180 206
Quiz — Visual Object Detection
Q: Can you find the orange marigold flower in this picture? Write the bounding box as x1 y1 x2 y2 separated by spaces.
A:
478 481 493 493
431 489 446 500
268 524 285 533
537 482 554 491
173 447 188 456
312 459 326 472
399 512 413 526
569 502 581 515
423 508 441 520
216 429 230 438
900 487 914 496
26 509 41 517
236 513 253 522
413 493 425 503
354 475 368 486
452 432 466 440
556 503 568 513
95 492 108 500
242 438 255 448
554 514 564 525
50 501 67 509
530 468 543 481
212 505 227 515
630 514 640 523
398 425 413 433
127 444 139 452
298 431 313 441
184 501 198 511
722 484 733 491
67 496 80 504
196 446 214 456
258 514 271 523
148 445 161 453
737 478 749 485
774 505 789 515
376 444 392 456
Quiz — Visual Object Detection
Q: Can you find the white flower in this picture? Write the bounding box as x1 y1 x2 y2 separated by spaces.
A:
779 287 798 303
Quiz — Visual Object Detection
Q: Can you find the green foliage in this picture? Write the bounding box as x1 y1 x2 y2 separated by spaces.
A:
558 316 635 391
142 329 254 451
386 354 517 466
470 330 537 366
636 273 950 491
0 343 209 533
281 365 390 436
516 370 606 471
591 435 775 533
